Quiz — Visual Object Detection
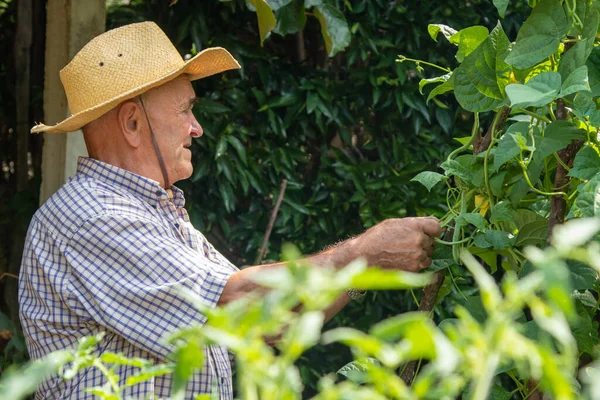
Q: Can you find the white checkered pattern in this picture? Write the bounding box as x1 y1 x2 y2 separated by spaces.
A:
19 157 238 399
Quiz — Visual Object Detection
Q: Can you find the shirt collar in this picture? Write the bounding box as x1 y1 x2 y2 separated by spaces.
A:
75 157 185 208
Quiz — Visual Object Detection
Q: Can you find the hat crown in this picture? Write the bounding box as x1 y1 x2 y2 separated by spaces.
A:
60 22 184 115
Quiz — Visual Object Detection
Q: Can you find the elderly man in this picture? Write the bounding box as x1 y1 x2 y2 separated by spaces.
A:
19 22 441 399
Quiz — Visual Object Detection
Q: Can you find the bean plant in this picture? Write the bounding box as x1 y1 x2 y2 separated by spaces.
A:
404 0 600 396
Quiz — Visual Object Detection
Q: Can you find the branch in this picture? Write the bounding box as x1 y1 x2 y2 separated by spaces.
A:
255 179 288 264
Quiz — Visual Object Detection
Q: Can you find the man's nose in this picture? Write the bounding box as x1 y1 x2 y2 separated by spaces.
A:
190 116 203 138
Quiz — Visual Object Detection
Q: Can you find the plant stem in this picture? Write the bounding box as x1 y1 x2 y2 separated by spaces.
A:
483 137 497 208
553 152 571 172
471 351 500 400
410 288 420 307
507 370 527 398
548 105 557 121
447 113 480 162
435 237 471 246
523 382 542 400
520 161 567 197
448 267 467 300
396 55 451 73
93 360 121 398
518 109 552 123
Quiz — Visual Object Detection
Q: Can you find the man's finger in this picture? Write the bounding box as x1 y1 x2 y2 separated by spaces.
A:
417 217 442 238
422 234 434 256
419 257 432 270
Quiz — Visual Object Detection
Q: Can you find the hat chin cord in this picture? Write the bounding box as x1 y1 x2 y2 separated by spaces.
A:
138 95 171 189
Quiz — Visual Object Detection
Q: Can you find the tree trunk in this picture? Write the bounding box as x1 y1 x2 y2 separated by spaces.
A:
5 0 33 327
14 0 32 192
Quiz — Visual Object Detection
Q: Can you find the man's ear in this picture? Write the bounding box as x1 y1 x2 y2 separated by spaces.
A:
117 100 143 148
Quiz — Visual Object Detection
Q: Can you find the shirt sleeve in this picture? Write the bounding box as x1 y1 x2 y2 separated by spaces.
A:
64 213 235 360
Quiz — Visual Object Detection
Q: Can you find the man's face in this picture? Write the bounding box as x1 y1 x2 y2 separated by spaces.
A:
143 75 202 185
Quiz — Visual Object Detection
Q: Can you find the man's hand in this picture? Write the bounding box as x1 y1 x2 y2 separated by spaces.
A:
349 217 441 272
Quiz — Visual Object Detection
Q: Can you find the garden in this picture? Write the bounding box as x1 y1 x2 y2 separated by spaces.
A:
1 0 600 398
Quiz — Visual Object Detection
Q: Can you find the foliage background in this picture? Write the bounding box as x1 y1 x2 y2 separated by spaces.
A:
106 0 527 395
0 0 530 396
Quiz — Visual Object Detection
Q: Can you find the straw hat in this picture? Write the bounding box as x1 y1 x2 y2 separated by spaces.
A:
31 21 241 134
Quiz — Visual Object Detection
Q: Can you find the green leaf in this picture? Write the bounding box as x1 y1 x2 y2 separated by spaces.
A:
462 295 487 323
306 92 319 114
493 132 522 171
410 171 446 192
0 351 73 400
429 245 456 272
426 73 455 103
456 213 487 231
283 197 310 215
505 84 557 109
493 0 510 18
194 98 231 114
558 8 599 81
573 92 597 117
489 171 507 197
215 136 228 159
419 73 451 94
572 301 598 355
321 328 399 366
587 47 600 96
336 359 379 385
514 209 548 247
552 218 600 250
273 1 306 35
568 261 598 291
454 22 511 112
473 230 514 250
505 0 569 69
505 71 561 109
533 120 587 163
226 135 247 165
282 311 324 360
265 0 293 10
248 0 277 45
171 341 205 400
560 65 591 97
568 146 600 180
448 26 489 63
590 109 600 127
441 155 477 184
568 174 600 219
490 201 515 224
310 2 351 57
126 364 175 386
350 269 432 290
427 24 458 42
218 182 235 213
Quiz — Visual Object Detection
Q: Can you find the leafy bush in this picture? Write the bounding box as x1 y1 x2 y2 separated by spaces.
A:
1 218 600 399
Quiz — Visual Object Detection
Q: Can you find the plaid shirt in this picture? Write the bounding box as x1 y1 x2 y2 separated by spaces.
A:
19 157 238 399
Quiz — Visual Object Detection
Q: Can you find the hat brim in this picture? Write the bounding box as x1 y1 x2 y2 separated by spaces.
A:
31 47 241 134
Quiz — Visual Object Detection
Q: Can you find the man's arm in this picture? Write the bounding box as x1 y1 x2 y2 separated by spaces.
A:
217 216 442 318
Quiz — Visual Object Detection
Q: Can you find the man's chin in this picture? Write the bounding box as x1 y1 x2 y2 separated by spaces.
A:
173 164 193 183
